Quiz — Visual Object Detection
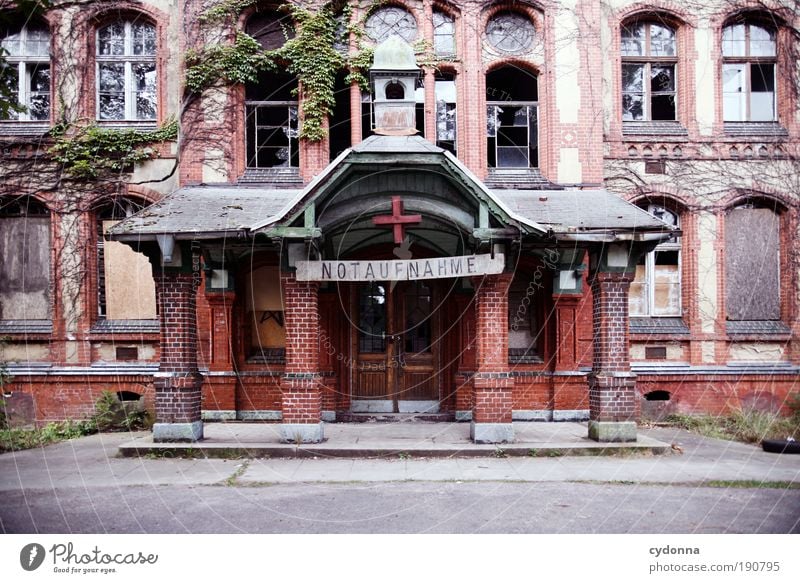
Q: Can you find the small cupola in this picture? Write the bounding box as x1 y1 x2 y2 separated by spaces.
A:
370 35 421 135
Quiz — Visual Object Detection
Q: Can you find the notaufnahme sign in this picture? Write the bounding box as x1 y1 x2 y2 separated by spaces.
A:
296 254 505 282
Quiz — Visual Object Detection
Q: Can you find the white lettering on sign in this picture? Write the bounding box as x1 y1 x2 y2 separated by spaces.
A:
296 254 505 282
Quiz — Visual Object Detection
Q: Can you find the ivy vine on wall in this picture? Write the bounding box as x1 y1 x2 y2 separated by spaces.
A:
49 118 179 180
185 1 444 142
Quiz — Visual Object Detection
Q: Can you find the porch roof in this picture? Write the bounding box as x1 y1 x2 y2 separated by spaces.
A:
108 137 675 243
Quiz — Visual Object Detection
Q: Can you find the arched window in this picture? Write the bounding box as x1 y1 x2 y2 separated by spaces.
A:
630 205 681 317
621 20 677 121
385 81 405 100
486 66 538 169
245 11 298 169
95 198 156 321
365 6 417 43
0 22 50 121
96 20 157 121
722 20 776 121
486 11 535 54
0 197 50 321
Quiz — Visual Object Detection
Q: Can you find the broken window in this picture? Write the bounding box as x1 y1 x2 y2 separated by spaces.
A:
245 11 299 168
725 202 781 321
96 20 157 121
328 72 351 160
621 21 677 121
486 66 538 169
508 272 542 363
433 10 455 57
96 198 156 320
365 7 417 43
630 205 681 317
722 22 776 121
0 22 50 121
486 11 535 54
435 73 456 155
0 197 50 320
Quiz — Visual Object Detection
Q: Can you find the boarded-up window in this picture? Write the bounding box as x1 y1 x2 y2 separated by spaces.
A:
0 198 50 320
725 206 780 320
630 205 681 317
97 200 156 320
246 266 286 352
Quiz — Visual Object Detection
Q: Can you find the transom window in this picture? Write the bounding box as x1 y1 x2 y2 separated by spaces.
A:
722 22 776 122
630 205 681 317
365 7 417 43
433 10 455 56
486 11 535 54
0 23 50 121
621 21 677 121
96 21 157 121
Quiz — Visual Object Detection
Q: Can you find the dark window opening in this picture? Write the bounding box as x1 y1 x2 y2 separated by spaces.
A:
116 390 142 401
644 390 671 401
486 66 538 169
644 346 668 360
328 72 351 160
358 283 387 353
385 81 405 100
115 347 139 361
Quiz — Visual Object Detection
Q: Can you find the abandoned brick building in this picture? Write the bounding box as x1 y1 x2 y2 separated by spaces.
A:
0 0 797 442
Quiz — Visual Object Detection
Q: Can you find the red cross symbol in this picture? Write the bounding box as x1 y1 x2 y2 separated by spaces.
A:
372 196 422 244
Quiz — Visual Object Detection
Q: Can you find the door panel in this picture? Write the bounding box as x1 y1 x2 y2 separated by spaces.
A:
353 280 439 410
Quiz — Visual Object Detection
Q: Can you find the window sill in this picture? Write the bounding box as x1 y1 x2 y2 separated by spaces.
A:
90 319 160 334
630 317 689 336
485 168 552 189
238 167 302 186
0 122 50 138
622 121 688 139
726 320 790 336
246 348 286 365
94 122 159 132
509 350 544 365
0 320 53 335
723 122 788 138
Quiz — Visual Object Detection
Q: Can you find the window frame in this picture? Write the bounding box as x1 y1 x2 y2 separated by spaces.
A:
0 22 51 122
95 20 158 122
721 21 777 122
434 72 457 156
621 21 678 122
630 204 682 318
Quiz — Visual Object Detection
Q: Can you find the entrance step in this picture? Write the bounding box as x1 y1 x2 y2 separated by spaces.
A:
337 412 455 423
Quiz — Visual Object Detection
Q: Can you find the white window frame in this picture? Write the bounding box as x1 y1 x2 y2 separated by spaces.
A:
95 21 157 121
1 24 50 122
621 21 678 122
722 22 777 122
632 205 682 317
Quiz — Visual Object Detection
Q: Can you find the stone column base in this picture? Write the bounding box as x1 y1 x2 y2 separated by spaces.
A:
470 422 514 444
588 420 637 442
280 422 324 444
153 421 204 443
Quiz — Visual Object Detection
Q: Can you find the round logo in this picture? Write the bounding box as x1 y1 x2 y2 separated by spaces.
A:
20 543 46 571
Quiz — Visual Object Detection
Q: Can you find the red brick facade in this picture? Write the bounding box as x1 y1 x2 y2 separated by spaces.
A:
0 0 797 436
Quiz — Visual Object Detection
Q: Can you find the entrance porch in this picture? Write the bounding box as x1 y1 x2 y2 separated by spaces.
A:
118 420 671 458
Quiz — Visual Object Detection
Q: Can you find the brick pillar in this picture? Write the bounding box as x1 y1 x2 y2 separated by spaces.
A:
471 273 514 443
279 272 323 443
153 270 203 442
587 270 638 442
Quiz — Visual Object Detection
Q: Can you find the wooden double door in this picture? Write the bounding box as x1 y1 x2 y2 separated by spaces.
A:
352 281 439 413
